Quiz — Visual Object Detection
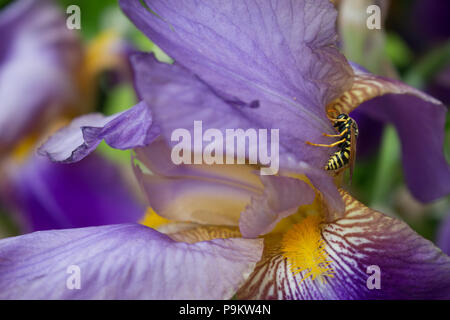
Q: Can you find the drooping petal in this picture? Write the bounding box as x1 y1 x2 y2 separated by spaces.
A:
2 153 144 232
327 62 443 117
133 140 262 226
39 101 158 163
0 223 263 299
328 63 450 202
239 175 315 238
0 0 81 150
237 191 450 299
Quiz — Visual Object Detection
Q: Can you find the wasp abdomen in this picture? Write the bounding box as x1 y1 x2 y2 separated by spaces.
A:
325 149 350 170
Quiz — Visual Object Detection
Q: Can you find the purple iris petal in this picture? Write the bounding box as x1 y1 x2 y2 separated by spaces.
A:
135 139 262 191
0 223 263 299
0 0 80 150
134 140 262 226
321 202 450 299
359 95 449 202
122 0 354 169
134 141 343 232
120 0 352 105
38 101 159 163
131 53 267 159
131 52 345 214
239 175 315 238
2 153 144 232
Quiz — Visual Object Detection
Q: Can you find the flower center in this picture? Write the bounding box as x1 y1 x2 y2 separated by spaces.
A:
281 215 334 283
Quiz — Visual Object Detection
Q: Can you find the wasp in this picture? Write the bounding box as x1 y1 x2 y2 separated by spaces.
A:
306 113 359 179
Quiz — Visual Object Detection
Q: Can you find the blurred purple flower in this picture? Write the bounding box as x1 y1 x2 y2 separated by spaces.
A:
413 0 450 47
0 0 81 152
0 0 145 233
1 153 144 232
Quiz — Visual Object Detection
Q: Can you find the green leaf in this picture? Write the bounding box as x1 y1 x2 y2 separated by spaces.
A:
370 126 402 206
385 32 414 69
404 40 450 89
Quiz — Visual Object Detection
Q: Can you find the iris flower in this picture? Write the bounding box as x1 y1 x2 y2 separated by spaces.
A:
0 0 143 233
1 0 449 299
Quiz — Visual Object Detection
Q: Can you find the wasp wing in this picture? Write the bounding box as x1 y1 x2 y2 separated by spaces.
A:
348 121 358 184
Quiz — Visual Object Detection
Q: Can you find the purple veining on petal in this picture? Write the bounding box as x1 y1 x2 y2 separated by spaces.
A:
120 0 353 108
131 53 345 214
0 223 263 299
123 0 354 169
238 192 450 299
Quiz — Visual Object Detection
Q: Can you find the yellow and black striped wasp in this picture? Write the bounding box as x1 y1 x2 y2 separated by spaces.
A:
306 113 359 180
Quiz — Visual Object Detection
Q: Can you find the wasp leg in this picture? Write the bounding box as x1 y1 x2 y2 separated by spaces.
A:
305 138 346 148
322 128 348 137
327 116 348 123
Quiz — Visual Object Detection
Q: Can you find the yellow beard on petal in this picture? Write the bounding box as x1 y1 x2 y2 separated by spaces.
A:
140 207 172 229
281 215 334 283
